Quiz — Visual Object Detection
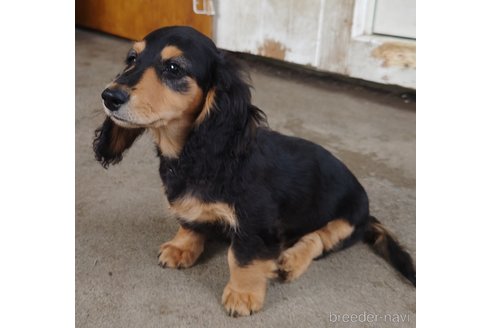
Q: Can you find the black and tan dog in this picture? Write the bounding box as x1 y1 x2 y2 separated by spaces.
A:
93 26 415 317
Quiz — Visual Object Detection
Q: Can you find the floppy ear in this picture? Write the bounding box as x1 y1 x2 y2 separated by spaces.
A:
93 117 145 168
194 52 266 155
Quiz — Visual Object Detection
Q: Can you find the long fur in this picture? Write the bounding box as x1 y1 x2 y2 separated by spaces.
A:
93 117 144 168
93 26 416 288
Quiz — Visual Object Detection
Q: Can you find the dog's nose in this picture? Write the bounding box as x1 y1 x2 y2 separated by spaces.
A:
101 88 129 111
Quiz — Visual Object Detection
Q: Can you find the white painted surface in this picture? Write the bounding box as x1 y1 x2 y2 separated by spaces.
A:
214 0 416 89
345 0 416 87
346 36 416 87
215 0 322 66
372 0 416 38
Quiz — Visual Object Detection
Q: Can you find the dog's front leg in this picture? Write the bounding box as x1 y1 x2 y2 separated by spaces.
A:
222 247 277 317
158 226 205 269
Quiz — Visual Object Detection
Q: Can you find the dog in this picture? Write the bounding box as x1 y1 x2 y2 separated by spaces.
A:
93 26 416 317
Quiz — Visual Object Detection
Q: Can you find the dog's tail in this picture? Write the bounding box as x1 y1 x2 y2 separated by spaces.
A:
363 216 416 286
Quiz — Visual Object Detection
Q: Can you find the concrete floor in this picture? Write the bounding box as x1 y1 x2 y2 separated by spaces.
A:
76 29 415 328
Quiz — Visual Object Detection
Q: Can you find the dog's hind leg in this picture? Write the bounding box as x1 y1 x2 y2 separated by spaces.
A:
277 219 354 282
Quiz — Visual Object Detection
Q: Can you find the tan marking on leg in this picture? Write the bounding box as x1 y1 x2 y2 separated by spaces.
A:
158 226 205 269
222 248 277 317
133 40 146 54
317 219 355 249
161 45 183 60
278 232 323 282
169 195 237 229
195 88 215 125
278 219 354 282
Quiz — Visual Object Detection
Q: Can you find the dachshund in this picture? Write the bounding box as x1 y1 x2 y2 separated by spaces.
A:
93 26 415 317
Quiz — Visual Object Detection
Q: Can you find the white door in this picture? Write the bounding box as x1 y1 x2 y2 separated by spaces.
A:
372 0 416 39
214 0 416 89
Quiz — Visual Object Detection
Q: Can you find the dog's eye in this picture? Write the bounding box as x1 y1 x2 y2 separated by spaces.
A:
164 62 182 76
126 51 137 65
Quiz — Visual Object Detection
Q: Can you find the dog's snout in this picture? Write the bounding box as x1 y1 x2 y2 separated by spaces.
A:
101 88 129 111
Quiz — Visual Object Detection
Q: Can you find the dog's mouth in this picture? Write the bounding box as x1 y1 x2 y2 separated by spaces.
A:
108 114 142 128
102 102 142 128
103 103 168 128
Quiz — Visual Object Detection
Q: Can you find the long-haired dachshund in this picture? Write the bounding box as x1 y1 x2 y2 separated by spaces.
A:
93 26 415 317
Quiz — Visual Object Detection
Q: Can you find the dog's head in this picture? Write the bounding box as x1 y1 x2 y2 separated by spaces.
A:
101 26 219 129
94 26 262 167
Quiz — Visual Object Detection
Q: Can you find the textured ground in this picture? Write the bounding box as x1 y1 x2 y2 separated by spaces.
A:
76 29 416 328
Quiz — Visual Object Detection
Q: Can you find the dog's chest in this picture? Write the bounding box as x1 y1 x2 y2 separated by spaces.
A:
166 193 237 229
158 156 237 227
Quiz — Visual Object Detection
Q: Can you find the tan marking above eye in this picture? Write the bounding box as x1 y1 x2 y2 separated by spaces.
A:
133 40 146 54
161 45 184 60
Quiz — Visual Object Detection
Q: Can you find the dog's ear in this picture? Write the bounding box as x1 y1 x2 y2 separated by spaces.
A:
93 117 145 168
189 52 268 160
199 52 266 154
216 51 267 124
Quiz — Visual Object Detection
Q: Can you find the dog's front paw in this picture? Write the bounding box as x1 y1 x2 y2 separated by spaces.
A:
277 249 312 282
158 242 201 269
222 283 264 317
